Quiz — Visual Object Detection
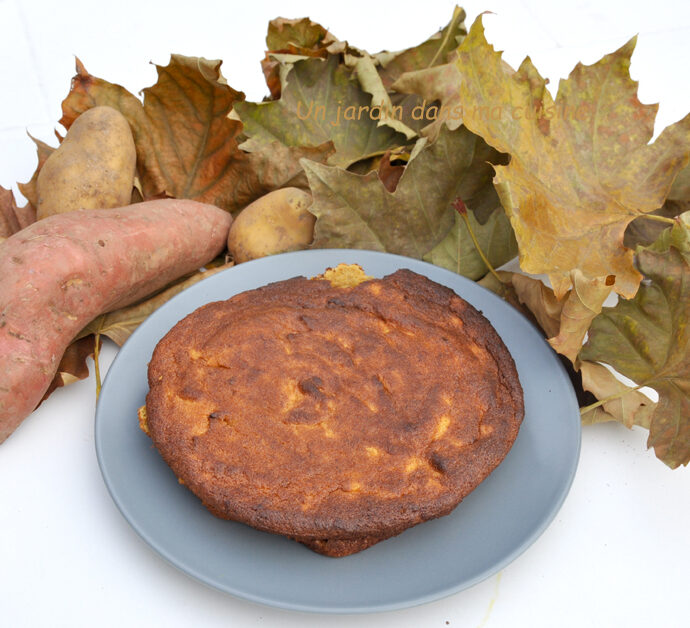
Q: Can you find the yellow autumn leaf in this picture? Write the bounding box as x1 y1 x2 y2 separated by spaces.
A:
579 361 655 429
452 16 690 298
548 270 615 363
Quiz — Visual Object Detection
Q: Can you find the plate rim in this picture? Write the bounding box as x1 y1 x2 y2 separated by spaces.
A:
95 248 581 614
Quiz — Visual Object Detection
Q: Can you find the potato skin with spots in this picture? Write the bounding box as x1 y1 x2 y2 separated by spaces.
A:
144 266 524 556
0 199 232 443
228 187 314 263
36 106 136 219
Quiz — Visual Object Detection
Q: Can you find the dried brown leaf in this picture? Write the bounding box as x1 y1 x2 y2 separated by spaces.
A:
510 274 562 338
266 17 338 52
548 270 615 363
377 152 405 193
580 361 655 428
235 55 409 168
261 17 341 98
392 61 464 140
378 6 466 134
302 125 505 260
478 271 526 316
449 17 690 298
0 186 36 237
581 217 690 467
38 335 99 406
17 134 56 211
424 206 517 280
61 57 328 214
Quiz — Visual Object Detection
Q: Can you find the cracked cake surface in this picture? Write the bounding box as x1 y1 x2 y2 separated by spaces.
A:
143 265 524 556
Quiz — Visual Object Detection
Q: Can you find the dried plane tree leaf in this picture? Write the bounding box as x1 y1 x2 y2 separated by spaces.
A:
377 6 466 134
480 269 612 365
392 61 464 141
547 271 615 363
430 16 690 298
581 217 690 468
479 271 565 341
347 54 417 139
60 58 151 156
647 212 690 253
266 17 338 52
478 271 599 409
478 271 526 316
666 163 690 206
579 361 655 429
623 204 682 249
261 17 341 99
17 134 56 211
2 134 53 237
235 55 409 168
0 186 36 237
37 335 99 406
376 152 405 193
424 207 517 280
509 273 562 338
229 139 334 212
302 125 506 260
260 8 465 139
346 146 410 179
61 57 328 214
479 268 651 442
375 6 466 87
62 56 238 204
624 163 690 247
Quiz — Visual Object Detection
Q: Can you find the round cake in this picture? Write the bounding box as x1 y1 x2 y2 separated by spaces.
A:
143 264 524 556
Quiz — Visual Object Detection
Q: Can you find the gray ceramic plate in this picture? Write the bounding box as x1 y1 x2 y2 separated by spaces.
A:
95 249 581 614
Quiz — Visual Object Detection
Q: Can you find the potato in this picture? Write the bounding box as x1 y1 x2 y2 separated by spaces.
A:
228 188 315 263
36 106 136 219
0 199 232 443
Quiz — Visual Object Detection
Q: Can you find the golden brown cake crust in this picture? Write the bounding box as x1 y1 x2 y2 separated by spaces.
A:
145 268 524 551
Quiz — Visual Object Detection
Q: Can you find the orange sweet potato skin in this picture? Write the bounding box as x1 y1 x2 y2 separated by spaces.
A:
0 199 232 443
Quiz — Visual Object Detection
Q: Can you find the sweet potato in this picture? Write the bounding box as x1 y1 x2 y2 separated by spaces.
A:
228 187 314 263
36 106 136 219
0 199 232 443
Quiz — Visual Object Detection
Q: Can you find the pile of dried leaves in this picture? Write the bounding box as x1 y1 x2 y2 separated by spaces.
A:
1 7 688 468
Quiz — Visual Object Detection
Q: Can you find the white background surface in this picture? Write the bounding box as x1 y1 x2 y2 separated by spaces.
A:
0 1 688 626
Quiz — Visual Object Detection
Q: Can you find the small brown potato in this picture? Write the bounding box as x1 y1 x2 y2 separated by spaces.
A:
228 187 315 263
36 106 136 219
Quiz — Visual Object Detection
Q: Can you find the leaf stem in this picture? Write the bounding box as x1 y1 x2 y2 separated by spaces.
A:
460 211 504 284
639 214 676 225
94 333 102 400
579 382 645 415
427 6 464 68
